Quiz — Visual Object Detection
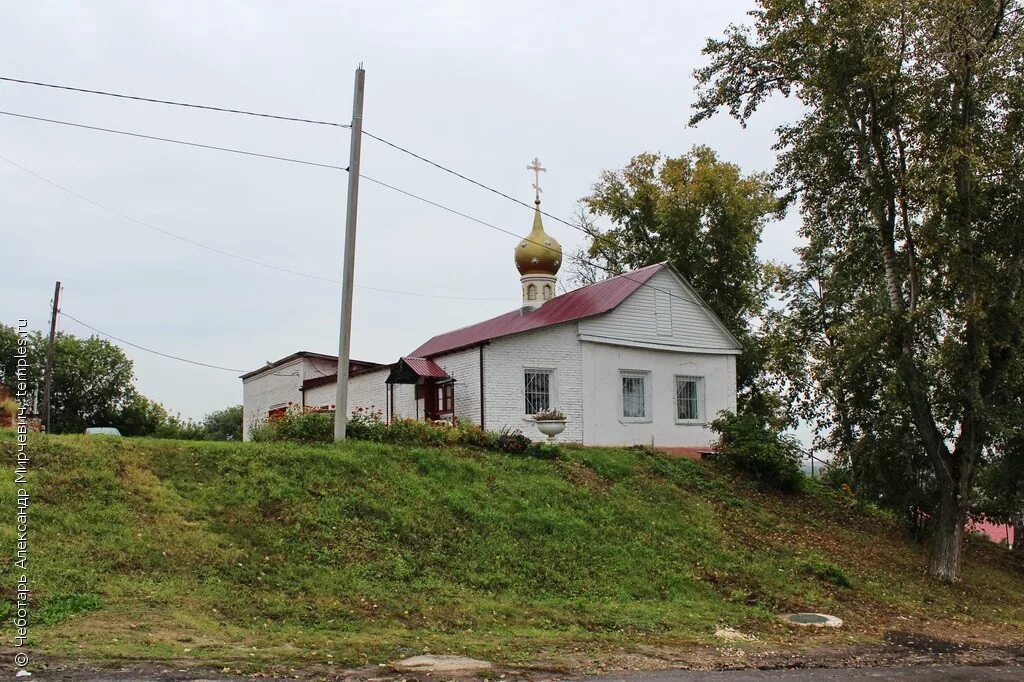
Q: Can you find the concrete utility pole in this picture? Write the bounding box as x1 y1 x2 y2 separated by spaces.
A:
42 280 61 433
334 64 365 442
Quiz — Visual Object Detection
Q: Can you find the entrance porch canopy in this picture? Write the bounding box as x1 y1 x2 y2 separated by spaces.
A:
386 356 450 385
386 356 454 422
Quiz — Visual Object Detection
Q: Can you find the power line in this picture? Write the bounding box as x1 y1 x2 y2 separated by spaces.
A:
0 154 517 302
2 126 728 331
357 137 718 323
0 110 347 170
60 310 301 377
355 137 740 338
0 76 585 234
0 110 558 264
0 90 736 332
361 133 722 325
59 310 249 373
0 107 570 264
360 174 534 244
0 76 348 128
359 173 741 342
2 95 594 263
363 129 591 236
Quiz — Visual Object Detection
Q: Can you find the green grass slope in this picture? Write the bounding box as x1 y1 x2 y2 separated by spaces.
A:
2 433 1023 671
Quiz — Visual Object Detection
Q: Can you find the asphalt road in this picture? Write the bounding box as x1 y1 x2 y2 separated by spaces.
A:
584 665 1024 681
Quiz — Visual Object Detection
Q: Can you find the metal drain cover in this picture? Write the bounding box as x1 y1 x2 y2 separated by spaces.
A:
781 612 843 627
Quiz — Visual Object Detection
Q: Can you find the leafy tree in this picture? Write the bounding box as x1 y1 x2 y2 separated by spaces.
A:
112 391 169 437
974 351 1024 550
576 146 781 414
692 0 1024 581
1 324 138 434
202 405 243 441
711 410 805 492
50 333 137 433
1 323 199 438
974 442 1024 550
761 251 937 535
0 323 25 390
153 413 208 441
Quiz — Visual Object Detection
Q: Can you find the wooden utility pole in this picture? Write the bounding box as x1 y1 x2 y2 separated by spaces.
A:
42 280 61 433
334 64 365 442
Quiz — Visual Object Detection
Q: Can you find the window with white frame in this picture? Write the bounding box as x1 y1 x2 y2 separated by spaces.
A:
675 376 704 421
620 370 650 420
524 369 552 415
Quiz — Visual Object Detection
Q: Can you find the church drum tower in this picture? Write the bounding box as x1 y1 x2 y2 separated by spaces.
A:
514 157 562 312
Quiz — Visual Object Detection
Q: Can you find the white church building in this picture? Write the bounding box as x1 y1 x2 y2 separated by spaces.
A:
242 169 741 446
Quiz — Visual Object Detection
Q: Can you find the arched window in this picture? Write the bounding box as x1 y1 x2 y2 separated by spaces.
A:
542 284 553 300
527 283 538 300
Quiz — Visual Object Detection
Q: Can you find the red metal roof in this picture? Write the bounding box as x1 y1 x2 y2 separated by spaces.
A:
240 352 383 380
409 262 667 357
400 356 449 378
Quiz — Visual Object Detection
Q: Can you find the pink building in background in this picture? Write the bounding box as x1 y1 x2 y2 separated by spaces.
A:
969 519 1016 547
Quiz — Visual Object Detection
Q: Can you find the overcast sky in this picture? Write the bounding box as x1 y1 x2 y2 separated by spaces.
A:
2 1 803 421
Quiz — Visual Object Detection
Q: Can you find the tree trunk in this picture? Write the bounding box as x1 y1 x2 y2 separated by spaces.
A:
1013 516 1023 552
929 486 967 582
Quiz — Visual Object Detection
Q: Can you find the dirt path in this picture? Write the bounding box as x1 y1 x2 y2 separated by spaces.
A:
12 636 1024 682
586 666 1024 681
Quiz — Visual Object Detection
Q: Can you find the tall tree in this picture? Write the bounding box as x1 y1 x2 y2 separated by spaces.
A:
1 323 137 433
692 0 1024 581
576 146 780 411
974 350 1024 550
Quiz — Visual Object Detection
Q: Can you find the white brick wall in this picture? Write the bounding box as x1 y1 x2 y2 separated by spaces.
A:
301 382 334 411
307 356 337 379
303 367 390 418
242 358 304 441
390 383 417 420
301 370 420 423
482 322 584 442
434 346 483 425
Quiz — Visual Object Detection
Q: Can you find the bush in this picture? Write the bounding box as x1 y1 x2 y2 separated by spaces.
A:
203 405 243 441
493 426 532 454
710 410 804 492
256 406 556 458
0 396 19 428
251 405 333 444
346 407 389 441
153 414 208 441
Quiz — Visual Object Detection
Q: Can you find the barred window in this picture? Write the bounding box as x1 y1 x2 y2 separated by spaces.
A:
675 376 703 421
524 370 551 415
621 371 650 420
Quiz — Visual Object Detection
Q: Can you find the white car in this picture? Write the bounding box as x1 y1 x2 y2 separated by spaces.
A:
84 427 122 436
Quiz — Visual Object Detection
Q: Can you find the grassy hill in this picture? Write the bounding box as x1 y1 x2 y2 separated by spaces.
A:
2 432 1023 673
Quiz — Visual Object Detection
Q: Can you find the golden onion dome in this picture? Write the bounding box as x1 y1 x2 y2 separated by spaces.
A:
514 202 562 276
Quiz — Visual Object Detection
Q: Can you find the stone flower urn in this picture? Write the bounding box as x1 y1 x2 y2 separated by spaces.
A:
534 411 567 441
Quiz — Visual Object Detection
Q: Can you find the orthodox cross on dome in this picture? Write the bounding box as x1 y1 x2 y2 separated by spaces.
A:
527 157 546 204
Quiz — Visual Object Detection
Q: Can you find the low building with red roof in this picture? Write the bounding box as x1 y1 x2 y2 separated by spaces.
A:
242 177 741 446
